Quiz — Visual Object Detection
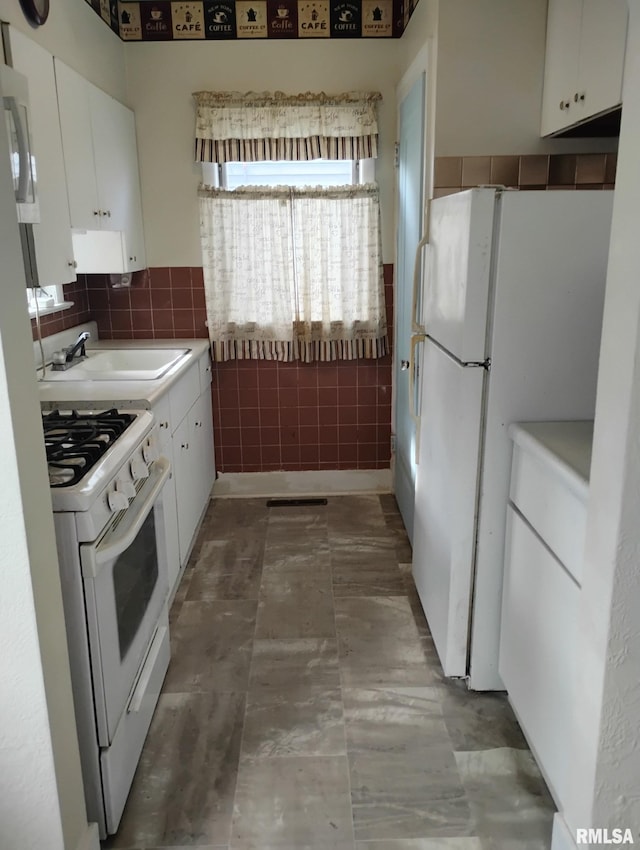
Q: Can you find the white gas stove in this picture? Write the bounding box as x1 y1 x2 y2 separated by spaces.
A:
44 406 172 838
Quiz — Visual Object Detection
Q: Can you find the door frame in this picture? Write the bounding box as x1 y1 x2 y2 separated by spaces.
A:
391 43 435 525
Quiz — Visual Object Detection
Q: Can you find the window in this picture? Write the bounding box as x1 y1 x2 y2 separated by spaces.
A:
201 158 376 189
26 284 71 318
199 181 387 363
194 90 387 362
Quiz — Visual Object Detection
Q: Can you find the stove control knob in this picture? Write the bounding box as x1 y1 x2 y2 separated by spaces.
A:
131 458 150 481
116 478 136 500
108 489 129 513
143 439 159 464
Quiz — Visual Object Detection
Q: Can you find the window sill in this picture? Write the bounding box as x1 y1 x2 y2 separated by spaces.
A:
28 300 75 319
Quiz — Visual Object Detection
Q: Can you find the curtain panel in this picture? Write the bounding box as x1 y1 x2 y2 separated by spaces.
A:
193 90 382 163
199 183 388 363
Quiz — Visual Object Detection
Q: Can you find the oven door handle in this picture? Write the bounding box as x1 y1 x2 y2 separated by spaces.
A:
84 457 170 577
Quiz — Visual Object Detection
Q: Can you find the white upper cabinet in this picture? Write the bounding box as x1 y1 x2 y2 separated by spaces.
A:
55 59 146 273
541 0 628 136
576 0 628 124
8 29 76 286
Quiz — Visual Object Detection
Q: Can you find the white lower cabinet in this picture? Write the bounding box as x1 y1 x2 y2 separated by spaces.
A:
500 507 578 808
500 422 590 811
153 350 215 595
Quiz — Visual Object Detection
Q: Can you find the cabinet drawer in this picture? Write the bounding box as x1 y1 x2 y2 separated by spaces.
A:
199 348 212 393
510 443 587 585
499 507 579 809
169 362 199 429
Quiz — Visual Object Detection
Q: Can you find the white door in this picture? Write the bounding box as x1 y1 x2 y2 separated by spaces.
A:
393 71 426 541
424 189 495 362
412 339 485 677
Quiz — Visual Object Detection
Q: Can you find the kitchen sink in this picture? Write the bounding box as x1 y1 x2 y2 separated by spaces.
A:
44 348 191 381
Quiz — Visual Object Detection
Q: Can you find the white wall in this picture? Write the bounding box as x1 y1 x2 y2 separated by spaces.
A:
124 39 402 267
0 0 126 100
0 4 114 849
0 84 95 850
554 1 640 846
435 0 616 157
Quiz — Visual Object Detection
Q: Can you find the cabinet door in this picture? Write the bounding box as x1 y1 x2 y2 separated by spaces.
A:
55 59 100 230
90 87 128 231
499 507 579 808
118 107 146 272
192 390 216 510
91 90 146 271
173 414 200 566
155 406 180 595
576 0 627 123
541 0 582 136
10 31 76 286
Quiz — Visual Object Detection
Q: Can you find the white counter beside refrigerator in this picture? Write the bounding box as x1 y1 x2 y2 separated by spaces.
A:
500 420 592 811
410 188 612 690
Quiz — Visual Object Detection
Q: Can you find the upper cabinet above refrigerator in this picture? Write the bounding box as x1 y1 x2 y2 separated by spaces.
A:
541 0 628 137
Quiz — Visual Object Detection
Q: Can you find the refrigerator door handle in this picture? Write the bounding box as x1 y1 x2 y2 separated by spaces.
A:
409 333 426 464
411 198 431 333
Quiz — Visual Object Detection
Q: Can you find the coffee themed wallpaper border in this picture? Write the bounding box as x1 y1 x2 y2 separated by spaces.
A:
86 0 420 40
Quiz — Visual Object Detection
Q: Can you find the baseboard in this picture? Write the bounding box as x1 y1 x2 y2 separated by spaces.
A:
212 468 392 498
552 813 578 850
74 822 100 850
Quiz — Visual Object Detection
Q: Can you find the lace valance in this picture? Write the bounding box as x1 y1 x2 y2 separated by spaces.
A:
193 90 382 163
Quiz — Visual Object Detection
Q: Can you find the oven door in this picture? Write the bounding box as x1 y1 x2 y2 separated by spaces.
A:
81 457 170 746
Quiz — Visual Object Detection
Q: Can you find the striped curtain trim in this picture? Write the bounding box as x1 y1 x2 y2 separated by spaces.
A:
195 134 378 164
211 335 389 363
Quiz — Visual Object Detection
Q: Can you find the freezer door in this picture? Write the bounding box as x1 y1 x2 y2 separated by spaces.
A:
412 338 485 677
424 189 496 363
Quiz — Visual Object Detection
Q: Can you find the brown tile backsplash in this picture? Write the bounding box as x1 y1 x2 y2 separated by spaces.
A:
575 153 607 184
434 151 617 194
461 156 491 187
30 278 93 340
212 264 394 474
518 154 550 186
71 263 393 474
433 157 462 188
489 155 520 187
548 154 577 185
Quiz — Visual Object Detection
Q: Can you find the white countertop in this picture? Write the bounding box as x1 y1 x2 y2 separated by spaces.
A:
38 338 211 409
508 420 593 500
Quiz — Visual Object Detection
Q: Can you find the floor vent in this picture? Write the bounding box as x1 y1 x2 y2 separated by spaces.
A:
266 498 328 507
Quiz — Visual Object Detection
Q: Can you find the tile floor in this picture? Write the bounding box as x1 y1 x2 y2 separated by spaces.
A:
104 494 555 850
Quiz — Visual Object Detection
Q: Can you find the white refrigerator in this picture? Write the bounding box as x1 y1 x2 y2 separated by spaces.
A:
411 187 613 691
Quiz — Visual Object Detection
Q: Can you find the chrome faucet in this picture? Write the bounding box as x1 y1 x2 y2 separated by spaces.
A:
51 331 91 371
65 330 90 362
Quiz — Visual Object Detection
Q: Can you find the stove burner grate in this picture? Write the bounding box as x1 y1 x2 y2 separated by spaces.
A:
43 409 135 487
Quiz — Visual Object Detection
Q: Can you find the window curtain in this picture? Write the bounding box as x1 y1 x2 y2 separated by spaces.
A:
199 183 388 362
193 90 381 163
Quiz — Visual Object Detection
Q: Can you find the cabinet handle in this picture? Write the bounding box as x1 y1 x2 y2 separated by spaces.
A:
559 99 571 111
93 210 100 216
67 260 77 268
159 421 169 429
574 91 586 103
104 210 111 218
181 442 189 449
